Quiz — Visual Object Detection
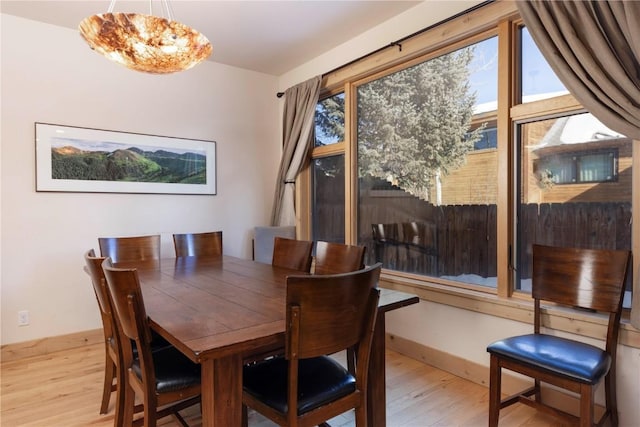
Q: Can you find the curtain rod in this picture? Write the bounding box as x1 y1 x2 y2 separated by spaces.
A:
276 0 492 98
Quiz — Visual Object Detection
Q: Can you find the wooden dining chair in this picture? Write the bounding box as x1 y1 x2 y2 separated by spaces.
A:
173 231 223 258
313 240 367 375
271 236 313 272
242 263 381 427
101 258 201 427
98 235 161 268
486 244 631 427
83 249 121 417
84 249 173 422
313 240 366 275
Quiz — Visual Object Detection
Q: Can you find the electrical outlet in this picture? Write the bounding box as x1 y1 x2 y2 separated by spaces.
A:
18 310 29 326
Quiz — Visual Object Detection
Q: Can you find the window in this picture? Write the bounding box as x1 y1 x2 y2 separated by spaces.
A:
312 155 345 243
355 36 498 286
516 112 632 306
312 92 346 242
520 26 568 102
303 2 635 312
315 93 345 147
472 125 497 150
537 149 618 184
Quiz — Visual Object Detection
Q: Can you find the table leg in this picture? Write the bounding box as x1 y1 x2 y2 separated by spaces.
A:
201 353 243 427
367 313 387 427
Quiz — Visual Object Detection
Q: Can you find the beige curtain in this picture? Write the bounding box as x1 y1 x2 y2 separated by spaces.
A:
517 1 640 328
517 1 640 139
270 75 322 226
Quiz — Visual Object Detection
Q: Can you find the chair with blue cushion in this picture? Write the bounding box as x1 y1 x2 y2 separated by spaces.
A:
486 244 630 427
242 263 382 427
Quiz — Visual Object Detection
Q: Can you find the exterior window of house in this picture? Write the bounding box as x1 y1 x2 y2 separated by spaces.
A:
538 149 617 184
472 125 497 150
354 36 498 286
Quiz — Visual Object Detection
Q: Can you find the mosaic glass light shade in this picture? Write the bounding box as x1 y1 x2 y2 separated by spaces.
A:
79 12 212 74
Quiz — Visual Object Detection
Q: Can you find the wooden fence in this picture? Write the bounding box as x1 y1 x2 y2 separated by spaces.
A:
354 196 632 279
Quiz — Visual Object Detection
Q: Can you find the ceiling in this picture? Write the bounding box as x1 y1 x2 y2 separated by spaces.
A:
1 0 426 75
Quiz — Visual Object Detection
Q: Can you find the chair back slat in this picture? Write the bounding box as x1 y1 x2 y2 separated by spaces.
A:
285 263 381 359
314 241 366 275
173 231 223 257
532 244 630 313
98 235 160 268
272 237 313 272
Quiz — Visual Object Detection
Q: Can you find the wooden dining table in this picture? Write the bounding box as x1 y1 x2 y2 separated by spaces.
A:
132 255 419 427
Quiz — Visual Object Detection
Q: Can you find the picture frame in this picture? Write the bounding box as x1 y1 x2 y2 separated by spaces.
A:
35 123 216 195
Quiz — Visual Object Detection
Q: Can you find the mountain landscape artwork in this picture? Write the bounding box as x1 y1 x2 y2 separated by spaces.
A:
51 141 207 184
36 123 216 195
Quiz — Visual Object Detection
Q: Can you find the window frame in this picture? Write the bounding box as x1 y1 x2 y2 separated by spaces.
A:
297 1 639 347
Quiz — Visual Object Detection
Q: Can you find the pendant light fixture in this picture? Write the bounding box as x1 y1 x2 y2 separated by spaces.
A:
78 0 212 74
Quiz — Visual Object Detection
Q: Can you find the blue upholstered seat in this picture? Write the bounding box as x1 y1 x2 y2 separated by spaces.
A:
487 334 610 384
486 244 631 427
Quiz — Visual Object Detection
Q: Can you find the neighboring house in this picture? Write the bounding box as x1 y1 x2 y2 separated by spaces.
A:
525 114 632 204
429 112 631 206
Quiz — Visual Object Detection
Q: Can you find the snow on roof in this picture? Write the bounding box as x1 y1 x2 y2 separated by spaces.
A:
537 113 625 148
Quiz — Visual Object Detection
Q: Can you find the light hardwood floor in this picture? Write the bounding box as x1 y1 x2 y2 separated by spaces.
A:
0 343 565 426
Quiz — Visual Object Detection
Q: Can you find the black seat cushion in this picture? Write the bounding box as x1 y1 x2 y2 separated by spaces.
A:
149 330 174 352
243 356 356 415
127 331 173 357
487 333 611 384
132 346 201 393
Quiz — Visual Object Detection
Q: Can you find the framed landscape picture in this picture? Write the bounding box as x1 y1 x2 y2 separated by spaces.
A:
35 123 216 195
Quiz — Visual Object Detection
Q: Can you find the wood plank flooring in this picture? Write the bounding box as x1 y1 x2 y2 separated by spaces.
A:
0 343 566 426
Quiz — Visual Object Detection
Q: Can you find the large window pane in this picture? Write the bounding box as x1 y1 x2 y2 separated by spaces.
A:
520 26 568 102
356 37 498 286
312 155 345 243
315 93 345 147
517 112 633 307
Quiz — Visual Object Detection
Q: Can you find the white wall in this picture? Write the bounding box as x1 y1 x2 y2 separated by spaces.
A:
275 1 640 425
0 14 280 344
